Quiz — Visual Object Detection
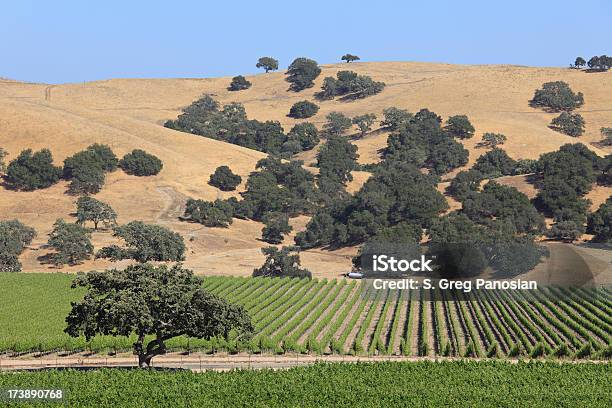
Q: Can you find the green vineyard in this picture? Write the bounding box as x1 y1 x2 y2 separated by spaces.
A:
1 273 611 358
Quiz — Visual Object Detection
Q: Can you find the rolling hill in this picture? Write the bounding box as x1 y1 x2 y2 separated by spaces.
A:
0 62 610 277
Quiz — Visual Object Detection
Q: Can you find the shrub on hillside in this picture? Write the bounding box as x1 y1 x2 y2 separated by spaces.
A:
261 213 292 244
286 58 321 91
549 112 585 137
380 107 412 130
165 95 287 154
288 100 319 118
530 81 584 112
47 219 93 266
317 70 385 100
0 220 36 272
444 115 475 139
479 132 506 148
228 75 251 91
316 136 358 184
209 166 242 191
5 149 62 191
472 148 517 178
352 114 377 138
447 169 483 201
183 198 235 227
97 221 185 262
119 149 163 176
283 123 319 153
587 198 612 242
323 112 352 136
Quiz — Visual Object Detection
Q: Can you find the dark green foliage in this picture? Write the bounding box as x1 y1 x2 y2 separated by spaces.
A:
0 220 36 272
323 112 352 136
479 132 506 148
530 81 584 112
597 154 612 185
462 181 544 234
183 198 235 227
67 160 105 195
428 213 542 277
119 149 163 176
384 108 468 175
546 220 584 242
47 219 93 266
297 163 447 248
341 54 360 63
447 169 483 201
63 145 118 194
380 107 412 130
65 263 253 367
97 221 185 262
237 157 319 221
5 148 62 191
352 222 422 271
261 213 292 244
317 70 385 100
353 113 377 138
252 246 311 278
513 159 539 175
472 148 517 178
286 58 321 91
75 196 117 230
587 55 612 71
316 136 358 184
228 75 252 91
165 95 287 154
573 57 586 68
549 112 585 137
288 100 319 118
444 115 475 139
534 144 597 226
283 123 319 154
587 197 612 242
256 57 279 73
209 165 242 191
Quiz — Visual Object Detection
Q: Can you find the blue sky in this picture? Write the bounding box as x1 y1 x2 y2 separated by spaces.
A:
2 0 610 83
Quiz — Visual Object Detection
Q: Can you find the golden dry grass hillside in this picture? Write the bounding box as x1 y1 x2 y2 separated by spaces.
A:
0 62 610 277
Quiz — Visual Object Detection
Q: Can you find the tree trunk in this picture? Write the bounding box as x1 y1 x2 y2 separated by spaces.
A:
136 335 168 368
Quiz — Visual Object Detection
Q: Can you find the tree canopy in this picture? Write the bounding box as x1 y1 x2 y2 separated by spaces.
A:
286 58 321 91
444 115 475 139
256 57 279 73
0 220 36 272
65 263 253 367
472 148 517 178
288 100 319 119
228 75 252 91
261 213 292 244
47 219 93 266
341 54 360 63
5 149 62 191
353 114 377 138
165 95 288 154
253 246 311 279
323 112 352 136
549 112 585 137
97 221 185 262
317 70 384 100
119 149 163 176
209 165 242 191
530 81 584 112
316 136 359 184
587 197 612 243
75 196 117 230
182 198 235 227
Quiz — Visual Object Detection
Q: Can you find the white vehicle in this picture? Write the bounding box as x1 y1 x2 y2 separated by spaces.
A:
347 271 364 279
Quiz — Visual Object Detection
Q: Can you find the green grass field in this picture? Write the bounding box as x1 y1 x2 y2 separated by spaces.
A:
0 361 610 407
1 273 611 358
